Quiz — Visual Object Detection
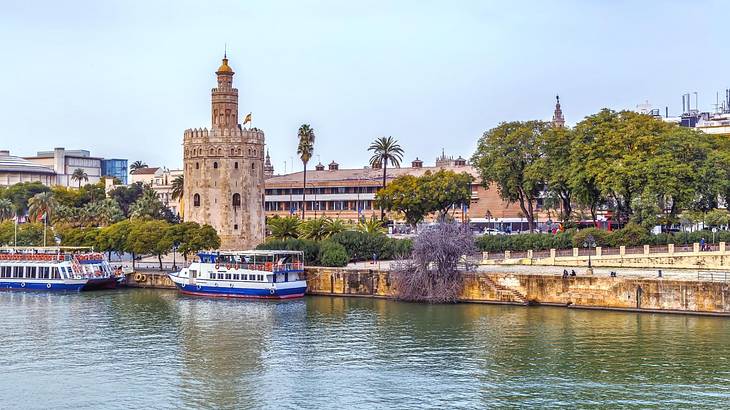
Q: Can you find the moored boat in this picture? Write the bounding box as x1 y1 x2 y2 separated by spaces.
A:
169 250 306 299
0 247 118 292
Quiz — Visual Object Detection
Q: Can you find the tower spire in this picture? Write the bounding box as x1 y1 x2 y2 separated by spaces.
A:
552 94 565 128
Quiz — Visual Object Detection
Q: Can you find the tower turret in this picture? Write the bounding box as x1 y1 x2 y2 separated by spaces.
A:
552 95 565 128
211 54 239 129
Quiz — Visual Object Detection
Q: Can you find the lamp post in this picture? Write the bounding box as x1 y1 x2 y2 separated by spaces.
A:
172 244 179 271
583 234 596 269
485 210 492 232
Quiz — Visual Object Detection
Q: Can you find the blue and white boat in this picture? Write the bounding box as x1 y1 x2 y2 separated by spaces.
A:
0 247 118 292
169 250 307 299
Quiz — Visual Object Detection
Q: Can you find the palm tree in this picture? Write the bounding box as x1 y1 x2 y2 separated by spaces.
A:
130 160 148 173
297 124 316 219
268 216 301 240
0 198 14 221
171 175 184 201
368 136 404 219
298 217 330 241
71 168 88 188
28 192 58 222
357 217 386 235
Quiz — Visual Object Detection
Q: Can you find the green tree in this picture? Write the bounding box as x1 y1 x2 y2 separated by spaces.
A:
71 168 89 188
184 224 221 256
536 126 575 223
171 174 184 201
97 220 133 261
267 216 301 240
1 182 49 217
297 124 316 219
28 192 58 222
368 136 404 220
421 170 473 222
472 121 550 232
0 198 14 221
298 217 331 241
376 174 429 228
130 160 148 173
129 189 165 219
356 217 386 235
705 209 730 229
127 219 171 270
108 182 146 216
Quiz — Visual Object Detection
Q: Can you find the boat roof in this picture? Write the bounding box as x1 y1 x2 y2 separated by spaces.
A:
0 246 95 252
200 250 303 256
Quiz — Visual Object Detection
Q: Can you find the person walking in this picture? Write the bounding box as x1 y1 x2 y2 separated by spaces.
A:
700 237 706 251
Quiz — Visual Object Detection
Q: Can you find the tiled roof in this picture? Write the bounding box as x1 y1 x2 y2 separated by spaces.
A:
265 165 479 186
130 167 160 175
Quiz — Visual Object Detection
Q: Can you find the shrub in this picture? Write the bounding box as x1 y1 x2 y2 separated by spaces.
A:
329 231 413 261
609 223 650 247
572 228 612 248
318 240 349 267
476 231 574 252
256 238 321 265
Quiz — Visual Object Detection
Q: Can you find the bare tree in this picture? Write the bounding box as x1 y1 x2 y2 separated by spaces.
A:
391 223 476 303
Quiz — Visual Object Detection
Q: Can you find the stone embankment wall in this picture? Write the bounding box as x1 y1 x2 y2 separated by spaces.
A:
483 242 730 270
305 268 730 315
125 271 176 289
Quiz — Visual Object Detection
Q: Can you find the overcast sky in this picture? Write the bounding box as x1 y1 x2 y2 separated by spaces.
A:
1 0 728 173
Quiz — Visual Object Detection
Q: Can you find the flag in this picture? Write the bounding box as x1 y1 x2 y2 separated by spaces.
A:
38 212 47 222
243 112 252 125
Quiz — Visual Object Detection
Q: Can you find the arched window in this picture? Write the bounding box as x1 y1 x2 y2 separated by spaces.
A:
232 193 241 207
218 148 222 156
251 163 255 170
213 162 218 169
198 148 202 155
210 148 215 155
234 162 239 169
195 162 199 170
248 148 252 156
193 194 200 207
237 148 242 155
231 148 235 156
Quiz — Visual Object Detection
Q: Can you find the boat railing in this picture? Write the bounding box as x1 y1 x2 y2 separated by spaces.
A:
212 261 304 272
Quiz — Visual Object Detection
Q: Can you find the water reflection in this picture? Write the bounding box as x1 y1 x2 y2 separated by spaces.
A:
0 291 729 409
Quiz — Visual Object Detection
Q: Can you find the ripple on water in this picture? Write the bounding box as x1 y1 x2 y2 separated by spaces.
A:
0 291 729 409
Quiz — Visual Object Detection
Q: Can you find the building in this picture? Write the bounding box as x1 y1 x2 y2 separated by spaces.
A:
182 54 266 250
264 155 548 232
0 150 56 187
130 167 183 216
552 95 565 127
23 147 106 187
101 159 129 184
129 167 160 185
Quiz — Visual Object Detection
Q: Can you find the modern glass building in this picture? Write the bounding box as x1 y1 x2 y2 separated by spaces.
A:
101 159 128 184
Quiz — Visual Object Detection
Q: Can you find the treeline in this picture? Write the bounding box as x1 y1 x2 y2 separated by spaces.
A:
259 216 412 266
472 110 730 231
476 224 730 252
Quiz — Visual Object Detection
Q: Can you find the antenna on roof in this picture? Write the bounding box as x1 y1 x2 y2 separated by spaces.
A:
224 43 227 58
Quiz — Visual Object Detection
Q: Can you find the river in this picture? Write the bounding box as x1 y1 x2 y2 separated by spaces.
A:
1 289 729 409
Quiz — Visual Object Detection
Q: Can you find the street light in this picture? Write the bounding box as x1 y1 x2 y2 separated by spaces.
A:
583 234 596 268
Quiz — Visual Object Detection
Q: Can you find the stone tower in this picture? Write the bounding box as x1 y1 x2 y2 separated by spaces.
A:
552 95 565 128
182 55 265 250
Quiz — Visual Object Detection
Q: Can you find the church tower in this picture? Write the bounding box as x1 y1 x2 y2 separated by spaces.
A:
182 54 266 250
552 95 565 128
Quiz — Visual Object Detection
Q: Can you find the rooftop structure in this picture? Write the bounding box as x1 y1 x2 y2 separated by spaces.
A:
0 150 55 186
552 95 565 128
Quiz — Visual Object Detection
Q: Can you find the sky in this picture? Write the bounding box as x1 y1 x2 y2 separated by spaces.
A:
1 0 729 173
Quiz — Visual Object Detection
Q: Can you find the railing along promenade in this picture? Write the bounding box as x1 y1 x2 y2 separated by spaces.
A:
481 242 730 271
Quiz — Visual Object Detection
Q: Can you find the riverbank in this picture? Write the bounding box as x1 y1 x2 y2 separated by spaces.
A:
305 267 730 316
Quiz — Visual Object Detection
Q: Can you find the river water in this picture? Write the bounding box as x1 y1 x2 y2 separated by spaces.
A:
1 290 729 409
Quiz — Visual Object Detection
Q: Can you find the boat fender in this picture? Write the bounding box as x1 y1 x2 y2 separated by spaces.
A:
46 283 51 289
269 288 275 295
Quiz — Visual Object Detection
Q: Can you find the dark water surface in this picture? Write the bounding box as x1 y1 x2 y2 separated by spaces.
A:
1 289 729 409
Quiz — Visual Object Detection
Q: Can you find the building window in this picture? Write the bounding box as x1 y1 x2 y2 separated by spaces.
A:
231 148 235 156
213 162 218 169
232 193 241 207
234 224 238 230
193 193 200 207
218 148 222 156
251 163 255 170
195 162 199 170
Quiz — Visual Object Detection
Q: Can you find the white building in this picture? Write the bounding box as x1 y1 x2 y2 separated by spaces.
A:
24 147 102 187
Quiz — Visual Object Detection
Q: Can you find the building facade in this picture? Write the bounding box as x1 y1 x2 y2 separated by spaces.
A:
0 150 56 187
182 55 266 250
264 155 549 232
24 148 102 187
101 159 129 184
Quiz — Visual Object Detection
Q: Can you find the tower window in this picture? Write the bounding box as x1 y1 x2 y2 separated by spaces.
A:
251 163 255 170
218 148 222 156
210 148 214 155
232 193 241 207
193 194 200 207
234 224 238 230
195 162 199 170
231 148 235 156
234 162 239 169
213 162 218 169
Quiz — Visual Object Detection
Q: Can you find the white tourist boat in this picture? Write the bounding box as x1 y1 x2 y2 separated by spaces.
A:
169 250 307 299
0 247 118 292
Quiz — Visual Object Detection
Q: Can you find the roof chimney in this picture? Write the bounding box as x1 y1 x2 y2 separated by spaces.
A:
328 161 339 171
411 157 423 168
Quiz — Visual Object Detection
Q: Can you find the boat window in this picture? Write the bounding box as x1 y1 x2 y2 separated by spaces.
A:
210 272 216 279
26 266 37 279
233 274 240 280
52 267 61 279
1 266 10 278
257 274 263 281
218 273 224 280
225 273 232 280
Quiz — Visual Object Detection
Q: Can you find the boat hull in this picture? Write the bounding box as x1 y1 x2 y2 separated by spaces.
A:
0 280 86 292
83 276 118 291
174 282 306 299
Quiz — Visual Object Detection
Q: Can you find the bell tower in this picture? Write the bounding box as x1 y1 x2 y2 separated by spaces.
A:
211 53 239 129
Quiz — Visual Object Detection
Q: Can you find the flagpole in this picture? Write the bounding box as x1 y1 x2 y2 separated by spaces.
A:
43 214 47 247
14 216 17 248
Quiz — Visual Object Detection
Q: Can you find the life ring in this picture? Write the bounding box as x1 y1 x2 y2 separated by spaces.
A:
20 282 25 288
46 283 51 289
134 273 143 282
226 264 231 270
196 285 201 291
215 264 220 270
269 288 275 295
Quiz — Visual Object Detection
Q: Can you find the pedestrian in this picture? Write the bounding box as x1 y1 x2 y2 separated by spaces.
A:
371 253 377 265
570 269 576 277
700 237 706 251
562 269 568 278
